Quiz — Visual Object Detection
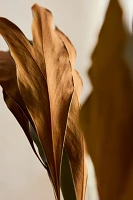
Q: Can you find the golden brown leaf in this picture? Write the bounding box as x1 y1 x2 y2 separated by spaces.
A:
80 0 133 199
0 51 47 168
56 28 87 200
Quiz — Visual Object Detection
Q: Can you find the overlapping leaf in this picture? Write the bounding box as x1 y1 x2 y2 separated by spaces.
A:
80 0 133 200
56 28 87 200
0 4 86 200
0 51 47 167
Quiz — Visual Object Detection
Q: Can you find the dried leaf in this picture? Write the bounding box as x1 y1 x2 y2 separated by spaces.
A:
56 28 87 200
81 0 133 200
0 51 47 167
31 7 74 198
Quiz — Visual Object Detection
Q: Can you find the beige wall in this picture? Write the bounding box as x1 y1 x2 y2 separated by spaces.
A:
0 0 132 199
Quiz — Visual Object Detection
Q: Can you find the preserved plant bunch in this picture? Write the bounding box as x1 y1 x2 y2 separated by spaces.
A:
0 4 87 200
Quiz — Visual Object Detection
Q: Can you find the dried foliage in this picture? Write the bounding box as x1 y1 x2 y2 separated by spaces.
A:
0 4 87 200
81 0 133 200
1 0 133 200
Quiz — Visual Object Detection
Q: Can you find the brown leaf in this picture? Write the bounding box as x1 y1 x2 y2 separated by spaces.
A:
0 51 25 108
81 0 133 200
0 51 47 168
56 28 87 200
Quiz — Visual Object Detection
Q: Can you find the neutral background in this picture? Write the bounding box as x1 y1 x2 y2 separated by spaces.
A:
0 0 132 199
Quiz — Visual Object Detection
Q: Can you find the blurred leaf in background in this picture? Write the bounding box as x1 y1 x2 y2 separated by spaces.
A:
81 0 133 199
